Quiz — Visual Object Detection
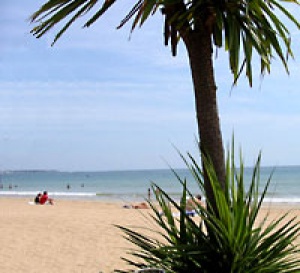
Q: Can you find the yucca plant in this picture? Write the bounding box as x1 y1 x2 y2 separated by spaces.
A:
116 145 300 273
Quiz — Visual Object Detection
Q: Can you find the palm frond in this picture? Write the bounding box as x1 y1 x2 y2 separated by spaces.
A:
30 0 117 45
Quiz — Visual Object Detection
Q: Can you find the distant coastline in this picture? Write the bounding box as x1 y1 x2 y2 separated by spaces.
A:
0 166 300 203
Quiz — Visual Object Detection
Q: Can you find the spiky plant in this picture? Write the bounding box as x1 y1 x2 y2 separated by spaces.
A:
116 146 300 273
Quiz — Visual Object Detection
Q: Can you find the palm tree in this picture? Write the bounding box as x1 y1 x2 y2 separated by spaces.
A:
30 0 300 209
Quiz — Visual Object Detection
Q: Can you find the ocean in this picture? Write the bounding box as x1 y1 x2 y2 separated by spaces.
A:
0 166 299 204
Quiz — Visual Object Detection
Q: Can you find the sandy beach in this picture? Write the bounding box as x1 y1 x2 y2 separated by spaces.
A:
0 198 299 273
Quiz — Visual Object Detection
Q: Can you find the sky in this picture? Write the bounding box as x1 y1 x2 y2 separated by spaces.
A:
1 0 300 171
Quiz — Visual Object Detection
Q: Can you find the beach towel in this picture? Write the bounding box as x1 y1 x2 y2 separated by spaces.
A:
160 210 196 217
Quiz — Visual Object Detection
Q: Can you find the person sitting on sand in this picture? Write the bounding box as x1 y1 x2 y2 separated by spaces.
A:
186 194 204 212
34 192 42 204
39 191 54 205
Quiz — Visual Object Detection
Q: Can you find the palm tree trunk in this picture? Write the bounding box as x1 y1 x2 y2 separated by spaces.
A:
183 30 225 210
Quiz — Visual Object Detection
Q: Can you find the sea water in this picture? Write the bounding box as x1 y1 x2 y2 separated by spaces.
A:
0 166 299 203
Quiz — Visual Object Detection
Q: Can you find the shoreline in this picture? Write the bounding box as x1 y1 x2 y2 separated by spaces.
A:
0 198 299 273
2 193 300 205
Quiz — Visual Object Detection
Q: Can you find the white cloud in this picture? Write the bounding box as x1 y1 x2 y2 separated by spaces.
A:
0 80 194 127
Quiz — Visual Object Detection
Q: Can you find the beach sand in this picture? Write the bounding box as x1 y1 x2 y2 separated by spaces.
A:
0 198 299 273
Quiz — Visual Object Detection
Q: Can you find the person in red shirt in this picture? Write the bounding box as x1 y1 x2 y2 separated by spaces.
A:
39 191 54 205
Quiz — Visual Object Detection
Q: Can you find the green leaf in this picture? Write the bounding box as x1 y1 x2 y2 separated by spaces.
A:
116 140 300 272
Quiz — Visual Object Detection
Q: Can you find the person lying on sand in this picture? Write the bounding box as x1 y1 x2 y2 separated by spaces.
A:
123 202 149 209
